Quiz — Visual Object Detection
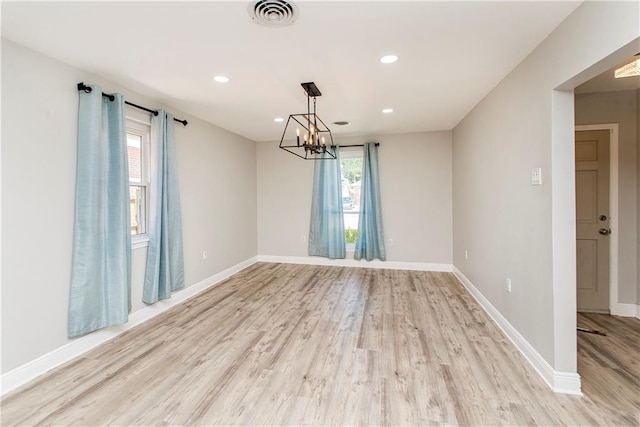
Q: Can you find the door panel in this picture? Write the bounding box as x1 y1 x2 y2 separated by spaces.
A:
576 171 598 222
575 130 610 312
576 240 596 291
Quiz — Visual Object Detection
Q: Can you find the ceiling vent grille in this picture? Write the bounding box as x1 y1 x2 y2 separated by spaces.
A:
248 0 298 27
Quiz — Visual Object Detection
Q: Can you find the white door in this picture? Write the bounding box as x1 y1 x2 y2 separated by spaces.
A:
575 130 610 312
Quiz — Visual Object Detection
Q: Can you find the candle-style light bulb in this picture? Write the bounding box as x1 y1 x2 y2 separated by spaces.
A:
296 128 300 147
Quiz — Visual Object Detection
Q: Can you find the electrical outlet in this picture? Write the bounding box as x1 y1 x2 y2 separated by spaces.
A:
465 250 468 260
388 238 393 246
301 235 306 242
202 251 208 260
507 278 512 293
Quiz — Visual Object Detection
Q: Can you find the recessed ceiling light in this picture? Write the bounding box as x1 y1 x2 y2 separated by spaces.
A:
213 75 230 83
332 121 351 126
380 55 398 64
274 117 285 122
614 58 640 78
382 108 394 114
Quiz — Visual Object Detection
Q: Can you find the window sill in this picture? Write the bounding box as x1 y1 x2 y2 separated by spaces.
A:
132 236 149 250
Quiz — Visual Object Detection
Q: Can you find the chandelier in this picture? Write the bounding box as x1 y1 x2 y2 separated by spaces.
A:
279 82 336 160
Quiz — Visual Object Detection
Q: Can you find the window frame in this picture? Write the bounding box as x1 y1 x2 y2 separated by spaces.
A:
126 115 151 249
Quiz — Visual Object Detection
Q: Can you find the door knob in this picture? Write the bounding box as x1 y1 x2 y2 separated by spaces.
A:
599 228 610 236
599 215 607 221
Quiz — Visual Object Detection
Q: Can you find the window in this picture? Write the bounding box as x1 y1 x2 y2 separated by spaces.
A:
340 149 363 248
126 119 150 240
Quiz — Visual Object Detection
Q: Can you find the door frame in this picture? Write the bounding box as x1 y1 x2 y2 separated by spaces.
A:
575 124 619 314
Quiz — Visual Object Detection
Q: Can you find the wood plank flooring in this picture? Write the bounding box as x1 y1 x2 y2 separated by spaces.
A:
577 312 640 417
2 263 638 426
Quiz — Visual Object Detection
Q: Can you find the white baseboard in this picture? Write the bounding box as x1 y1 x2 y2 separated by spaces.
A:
611 302 640 319
257 255 453 272
0 256 258 396
452 266 582 395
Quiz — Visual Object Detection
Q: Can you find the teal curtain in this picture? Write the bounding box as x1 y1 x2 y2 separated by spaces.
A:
68 85 131 338
143 111 185 304
308 148 346 259
355 143 386 261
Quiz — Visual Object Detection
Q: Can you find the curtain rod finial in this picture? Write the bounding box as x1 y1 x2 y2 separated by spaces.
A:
76 82 92 93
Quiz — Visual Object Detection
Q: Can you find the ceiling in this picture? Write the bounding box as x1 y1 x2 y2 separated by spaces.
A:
2 1 583 142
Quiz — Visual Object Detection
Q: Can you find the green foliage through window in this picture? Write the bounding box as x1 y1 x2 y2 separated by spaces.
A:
341 158 362 184
345 227 358 243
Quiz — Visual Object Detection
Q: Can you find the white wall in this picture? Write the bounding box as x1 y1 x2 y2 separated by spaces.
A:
1 39 257 374
257 131 453 265
575 90 638 305
452 1 639 374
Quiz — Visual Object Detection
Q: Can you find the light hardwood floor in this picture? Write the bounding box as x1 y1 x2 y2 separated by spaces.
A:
2 263 638 426
577 311 640 418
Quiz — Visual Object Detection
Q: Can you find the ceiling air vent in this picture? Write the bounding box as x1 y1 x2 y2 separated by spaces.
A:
248 0 298 27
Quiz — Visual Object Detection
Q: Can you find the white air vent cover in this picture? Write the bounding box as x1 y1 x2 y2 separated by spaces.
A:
248 0 298 27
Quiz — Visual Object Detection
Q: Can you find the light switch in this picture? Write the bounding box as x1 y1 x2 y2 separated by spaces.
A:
531 168 542 186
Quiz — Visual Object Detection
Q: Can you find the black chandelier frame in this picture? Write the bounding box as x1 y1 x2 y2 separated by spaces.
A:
279 82 336 160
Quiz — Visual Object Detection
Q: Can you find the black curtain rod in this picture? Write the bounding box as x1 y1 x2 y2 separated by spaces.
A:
331 143 380 148
77 82 188 126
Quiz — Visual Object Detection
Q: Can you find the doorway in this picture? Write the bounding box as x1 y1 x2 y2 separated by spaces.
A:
575 124 619 314
575 129 610 312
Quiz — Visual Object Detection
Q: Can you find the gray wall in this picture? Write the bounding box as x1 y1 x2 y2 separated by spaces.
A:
575 90 639 305
452 1 639 373
1 39 258 373
257 131 453 264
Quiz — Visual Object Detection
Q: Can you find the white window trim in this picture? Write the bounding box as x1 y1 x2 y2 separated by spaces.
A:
132 236 149 250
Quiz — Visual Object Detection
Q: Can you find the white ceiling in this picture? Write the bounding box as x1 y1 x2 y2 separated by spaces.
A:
2 1 582 142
